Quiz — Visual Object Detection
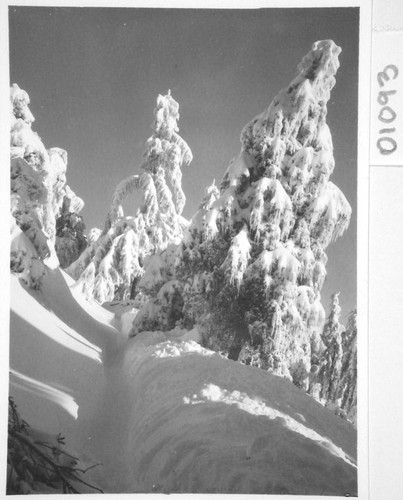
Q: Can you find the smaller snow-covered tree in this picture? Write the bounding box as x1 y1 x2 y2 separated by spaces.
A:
67 91 193 304
317 293 344 403
338 308 357 424
315 297 357 425
55 188 87 268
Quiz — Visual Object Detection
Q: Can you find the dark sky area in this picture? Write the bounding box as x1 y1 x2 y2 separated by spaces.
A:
9 6 359 319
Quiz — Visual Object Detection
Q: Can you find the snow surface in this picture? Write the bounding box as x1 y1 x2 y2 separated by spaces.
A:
9 264 357 496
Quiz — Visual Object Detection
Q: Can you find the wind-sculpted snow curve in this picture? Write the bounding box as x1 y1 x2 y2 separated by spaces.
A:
89 329 357 494
189 383 356 469
10 369 79 420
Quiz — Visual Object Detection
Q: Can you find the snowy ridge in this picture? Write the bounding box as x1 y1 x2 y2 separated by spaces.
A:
105 329 357 494
191 383 356 469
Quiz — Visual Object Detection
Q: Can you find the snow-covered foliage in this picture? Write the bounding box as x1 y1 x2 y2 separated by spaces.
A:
298 294 358 426
10 224 47 290
7 397 103 494
339 308 357 424
55 187 87 268
67 91 193 304
316 299 357 425
10 84 86 287
131 40 352 392
316 292 344 401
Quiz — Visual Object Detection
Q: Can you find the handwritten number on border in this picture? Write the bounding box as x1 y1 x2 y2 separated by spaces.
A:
377 64 398 87
376 64 398 155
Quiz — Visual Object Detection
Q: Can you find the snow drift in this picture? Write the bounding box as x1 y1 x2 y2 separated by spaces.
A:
98 330 357 495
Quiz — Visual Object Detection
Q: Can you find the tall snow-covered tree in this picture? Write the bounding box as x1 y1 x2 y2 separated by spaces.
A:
67 91 193 304
131 40 352 391
10 84 85 288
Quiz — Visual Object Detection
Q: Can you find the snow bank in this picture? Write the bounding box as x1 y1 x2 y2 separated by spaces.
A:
9 267 120 446
86 327 357 495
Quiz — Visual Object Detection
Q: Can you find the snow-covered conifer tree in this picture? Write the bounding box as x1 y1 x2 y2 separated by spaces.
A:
338 308 357 424
55 188 87 268
10 84 85 288
315 299 357 424
317 292 344 403
67 91 193 304
131 40 352 391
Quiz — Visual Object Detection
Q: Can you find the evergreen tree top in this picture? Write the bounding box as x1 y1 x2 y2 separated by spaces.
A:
153 90 181 139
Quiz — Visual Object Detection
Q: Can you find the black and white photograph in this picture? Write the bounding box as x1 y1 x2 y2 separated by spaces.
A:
4 0 375 496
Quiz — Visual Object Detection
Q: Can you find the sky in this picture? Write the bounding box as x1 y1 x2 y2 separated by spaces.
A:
8 6 359 319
